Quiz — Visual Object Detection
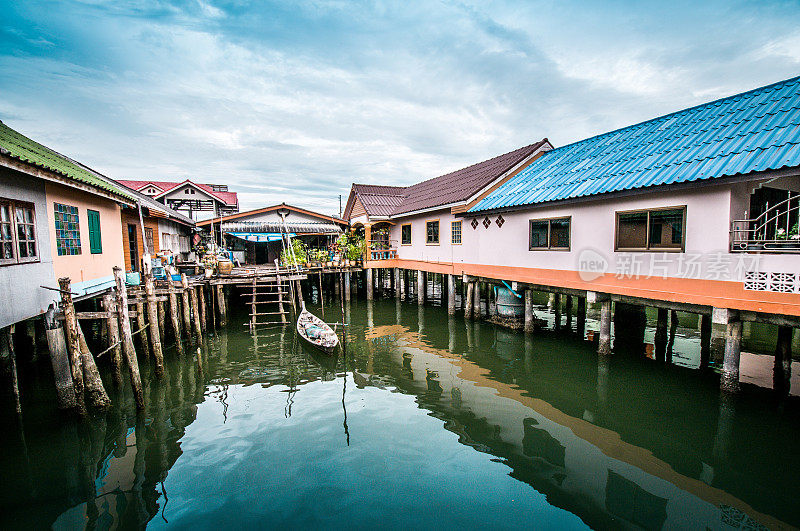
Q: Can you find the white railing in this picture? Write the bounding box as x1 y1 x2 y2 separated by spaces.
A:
730 195 800 252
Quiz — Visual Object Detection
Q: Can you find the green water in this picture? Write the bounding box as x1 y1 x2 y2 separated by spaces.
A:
2 294 799 529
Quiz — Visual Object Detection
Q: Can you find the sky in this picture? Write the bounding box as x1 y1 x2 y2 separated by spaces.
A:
2 0 800 217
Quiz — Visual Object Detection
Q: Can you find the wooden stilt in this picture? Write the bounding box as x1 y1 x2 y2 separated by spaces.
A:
524 289 535 333
366 268 373 300
25 320 38 363
465 280 474 320
598 299 612 355
0 326 22 418
295 280 305 307
565 296 573 331
394 268 401 299
180 274 192 340
472 281 481 319
113 267 144 410
417 270 425 305
666 310 678 363
135 302 149 357
58 277 87 416
447 274 456 315
189 285 202 340
344 272 351 302
102 295 123 388
144 271 164 377
700 314 712 370
774 325 793 395
44 307 76 409
198 285 207 332
216 284 227 327
553 293 562 331
157 301 166 342
75 323 111 409
168 289 184 356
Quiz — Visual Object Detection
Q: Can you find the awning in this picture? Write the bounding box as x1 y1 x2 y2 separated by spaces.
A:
221 220 342 234
227 232 295 243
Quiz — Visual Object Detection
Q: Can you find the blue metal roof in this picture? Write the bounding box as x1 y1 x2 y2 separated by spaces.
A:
470 75 800 213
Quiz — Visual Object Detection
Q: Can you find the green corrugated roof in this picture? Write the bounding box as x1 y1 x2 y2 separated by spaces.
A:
0 120 133 201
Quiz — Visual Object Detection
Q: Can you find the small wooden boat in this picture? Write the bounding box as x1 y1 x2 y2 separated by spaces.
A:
296 303 339 355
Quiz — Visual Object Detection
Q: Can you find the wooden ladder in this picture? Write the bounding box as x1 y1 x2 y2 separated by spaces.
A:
242 274 290 332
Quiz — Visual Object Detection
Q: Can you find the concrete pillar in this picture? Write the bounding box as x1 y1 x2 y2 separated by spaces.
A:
699 314 712 370
366 268 373 300
553 293 561 331
655 308 669 362
598 300 612 355
774 325 793 395
394 268 401 299
465 281 474 320
447 274 456 315
524 289 535 334
344 272 351 302
472 281 481 319
721 320 743 393
417 270 425 305
576 297 586 339
565 296 573 331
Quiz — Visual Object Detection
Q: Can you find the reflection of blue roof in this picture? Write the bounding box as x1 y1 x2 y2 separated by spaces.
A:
471 75 800 213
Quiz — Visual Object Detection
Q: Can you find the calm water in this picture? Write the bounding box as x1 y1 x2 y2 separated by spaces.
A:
2 293 799 529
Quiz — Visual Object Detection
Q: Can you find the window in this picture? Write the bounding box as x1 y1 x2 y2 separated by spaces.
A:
87 209 102 254
162 232 171 251
145 227 154 253
0 200 38 265
451 221 462 244
426 220 440 245
401 224 412 245
529 217 570 250
128 224 138 271
54 203 81 256
615 207 685 251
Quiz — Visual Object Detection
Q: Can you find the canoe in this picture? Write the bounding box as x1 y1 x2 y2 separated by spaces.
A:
296 303 339 355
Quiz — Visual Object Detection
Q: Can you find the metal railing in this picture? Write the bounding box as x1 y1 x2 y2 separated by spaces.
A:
730 194 800 252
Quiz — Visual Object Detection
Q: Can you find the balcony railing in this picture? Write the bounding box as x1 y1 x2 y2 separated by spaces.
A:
369 239 398 260
730 195 800 252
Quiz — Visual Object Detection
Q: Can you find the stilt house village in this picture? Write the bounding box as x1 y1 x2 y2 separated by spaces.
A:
2 73 800 528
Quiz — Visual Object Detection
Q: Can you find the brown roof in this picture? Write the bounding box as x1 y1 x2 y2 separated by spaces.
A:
346 140 548 219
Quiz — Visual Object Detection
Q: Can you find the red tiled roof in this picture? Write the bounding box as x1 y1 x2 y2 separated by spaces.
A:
116 179 238 206
347 140 548 218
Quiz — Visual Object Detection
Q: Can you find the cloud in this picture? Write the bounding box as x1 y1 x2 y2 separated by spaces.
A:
1 0 799 216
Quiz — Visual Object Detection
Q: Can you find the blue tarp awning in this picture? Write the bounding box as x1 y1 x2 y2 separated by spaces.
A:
227 232 296 243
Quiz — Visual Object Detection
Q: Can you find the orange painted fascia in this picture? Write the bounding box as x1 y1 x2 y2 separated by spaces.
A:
366 259 800 316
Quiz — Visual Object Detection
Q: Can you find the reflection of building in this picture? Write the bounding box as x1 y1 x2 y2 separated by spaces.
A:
198 203 346 265
365 323 784 530
117 179 238 219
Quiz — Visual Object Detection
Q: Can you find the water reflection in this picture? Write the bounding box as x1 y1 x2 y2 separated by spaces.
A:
1 298 799 529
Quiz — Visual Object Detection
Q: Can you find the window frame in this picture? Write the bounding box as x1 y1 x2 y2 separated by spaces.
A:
0 198 39 266
426 219 440 245
451 220 462 245
401 223 412 246
54 202 82 257
614 205 686 252
528 216 571 251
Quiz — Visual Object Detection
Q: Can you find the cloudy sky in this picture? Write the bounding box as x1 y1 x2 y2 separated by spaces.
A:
2 0 800 216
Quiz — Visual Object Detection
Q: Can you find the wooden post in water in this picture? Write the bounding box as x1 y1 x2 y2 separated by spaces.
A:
774 325 793 395
598 299 612 355
180 274 192 339
666 310 678 363
198 285 207 332
168 288 184 355
465 280 474 320
44 306 76 409
417 270 425 305
157 301 166 342
394 268 401 299
189 284 202 340
524 289 535 333
472 281 481 319
344 271 351 302
553 293 562 331
102 294 123 388
576 296 586 339
721 319 743 393
113 267 144 410
447 274 456 315
216 284 227 326
59 277 87 416
144 271 165 377
135 302 149 357
295 279 305 307
654 308 669 362
0 326 22 418
366 268 373 300
76 323 111 409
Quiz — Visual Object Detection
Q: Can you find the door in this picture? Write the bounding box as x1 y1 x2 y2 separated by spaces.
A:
128 224 138 271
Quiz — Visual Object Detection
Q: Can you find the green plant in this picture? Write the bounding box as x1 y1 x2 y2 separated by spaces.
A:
280 239 308 266
347 237 365 260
